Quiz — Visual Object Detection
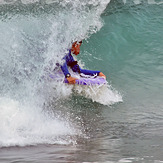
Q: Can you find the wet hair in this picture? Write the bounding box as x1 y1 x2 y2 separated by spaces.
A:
72 40 82 45
71 41 82 48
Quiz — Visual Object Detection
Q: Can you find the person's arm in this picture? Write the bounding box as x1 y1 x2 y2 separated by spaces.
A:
72 63 106 79
70 53 105 78
80 68 106 79
61 57 77 84
80 69 100 76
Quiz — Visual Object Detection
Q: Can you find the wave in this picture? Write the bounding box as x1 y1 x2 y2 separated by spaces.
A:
0 0 122 147
0 0 123 147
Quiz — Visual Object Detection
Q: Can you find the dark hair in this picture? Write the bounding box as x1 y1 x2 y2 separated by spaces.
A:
79 41 82 44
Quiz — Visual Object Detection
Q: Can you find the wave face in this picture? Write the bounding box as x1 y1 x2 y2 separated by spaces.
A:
0 0 163 162
0 0 114 147
1 0 162 154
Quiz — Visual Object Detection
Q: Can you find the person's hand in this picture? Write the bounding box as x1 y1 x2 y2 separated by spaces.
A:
66 76 77 84
99 72 106 79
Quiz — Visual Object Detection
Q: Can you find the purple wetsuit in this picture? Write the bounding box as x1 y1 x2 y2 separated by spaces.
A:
61 49 100 77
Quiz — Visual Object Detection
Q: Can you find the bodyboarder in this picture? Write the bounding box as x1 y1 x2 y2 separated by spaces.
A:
61 41 106 84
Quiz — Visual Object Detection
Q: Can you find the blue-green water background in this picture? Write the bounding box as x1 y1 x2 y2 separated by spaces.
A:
0 0 163 162
83 1 163 106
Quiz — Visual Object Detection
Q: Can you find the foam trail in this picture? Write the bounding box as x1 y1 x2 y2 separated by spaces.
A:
74 84 122 106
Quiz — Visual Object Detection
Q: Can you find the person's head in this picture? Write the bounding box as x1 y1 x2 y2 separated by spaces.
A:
71 41 82 55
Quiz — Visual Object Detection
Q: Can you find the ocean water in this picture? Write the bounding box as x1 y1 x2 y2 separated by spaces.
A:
0 0 163 162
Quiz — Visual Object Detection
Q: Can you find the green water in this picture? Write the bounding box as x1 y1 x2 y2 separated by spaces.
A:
0 0 163 162
81 1 163 106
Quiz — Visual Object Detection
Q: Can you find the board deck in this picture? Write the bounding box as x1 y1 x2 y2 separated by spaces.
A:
49 70 107 86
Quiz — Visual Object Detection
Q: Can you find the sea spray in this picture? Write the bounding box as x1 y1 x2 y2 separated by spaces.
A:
73 84 122 106
0 0 120 147
0 97 79 147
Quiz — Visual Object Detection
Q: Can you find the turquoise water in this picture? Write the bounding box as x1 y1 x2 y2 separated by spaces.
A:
0 0 163 162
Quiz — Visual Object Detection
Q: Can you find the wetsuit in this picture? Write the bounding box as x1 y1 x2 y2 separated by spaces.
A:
61 49 100 77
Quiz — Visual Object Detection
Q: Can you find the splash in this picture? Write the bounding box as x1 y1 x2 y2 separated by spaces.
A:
49 69 122 106
0 97 78 147
0 0 112 147
74 84 122 106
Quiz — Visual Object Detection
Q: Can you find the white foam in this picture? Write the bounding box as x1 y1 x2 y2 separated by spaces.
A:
74 84 122 106
49 69 122 106
0 0 112 147
0 97 78 147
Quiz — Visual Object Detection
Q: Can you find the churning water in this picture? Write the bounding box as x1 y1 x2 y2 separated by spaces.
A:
0 0 163 162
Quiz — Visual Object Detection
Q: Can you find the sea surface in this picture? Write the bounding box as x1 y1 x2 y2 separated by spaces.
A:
0 0 163 162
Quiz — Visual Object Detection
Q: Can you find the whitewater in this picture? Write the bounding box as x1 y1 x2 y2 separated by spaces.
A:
0 0 163 163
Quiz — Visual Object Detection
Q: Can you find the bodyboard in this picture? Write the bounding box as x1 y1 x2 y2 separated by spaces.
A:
49 70 107 86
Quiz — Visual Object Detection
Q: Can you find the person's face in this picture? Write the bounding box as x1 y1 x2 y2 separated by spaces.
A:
71 42 82 55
